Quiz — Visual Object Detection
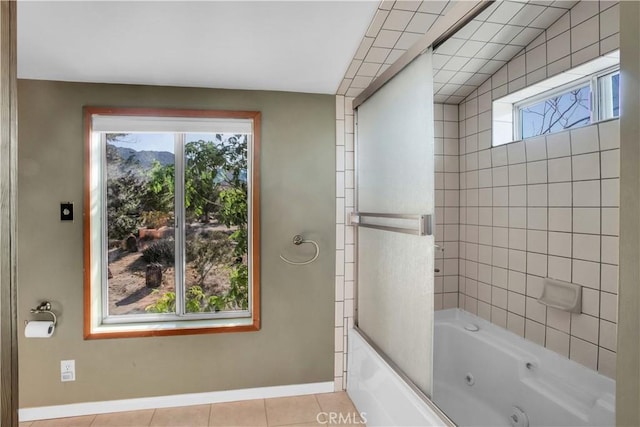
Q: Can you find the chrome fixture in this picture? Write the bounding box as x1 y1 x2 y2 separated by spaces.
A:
28 300 57 326
280 235 320 266
350 212 432 236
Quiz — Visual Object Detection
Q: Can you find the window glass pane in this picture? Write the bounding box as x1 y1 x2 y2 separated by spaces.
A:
612 73 620 117
106 133 176 316
183 133 249 314
520 85 591 139
599 71 620 120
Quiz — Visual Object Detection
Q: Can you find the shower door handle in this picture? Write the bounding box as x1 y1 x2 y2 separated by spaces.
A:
349 212 433 236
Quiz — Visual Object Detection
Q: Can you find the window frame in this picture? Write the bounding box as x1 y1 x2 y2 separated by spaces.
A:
513 65 620 141
83 107 261 339
597 68 620 121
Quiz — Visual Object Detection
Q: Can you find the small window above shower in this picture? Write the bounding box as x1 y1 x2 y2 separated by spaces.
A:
492 51 620 147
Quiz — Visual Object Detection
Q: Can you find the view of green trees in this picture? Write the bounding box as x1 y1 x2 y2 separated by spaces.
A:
106 133 249 314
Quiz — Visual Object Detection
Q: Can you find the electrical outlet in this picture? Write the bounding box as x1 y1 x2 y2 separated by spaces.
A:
61 360 75 382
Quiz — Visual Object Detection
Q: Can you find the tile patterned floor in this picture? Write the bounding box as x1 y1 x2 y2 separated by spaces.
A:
19 392 365 427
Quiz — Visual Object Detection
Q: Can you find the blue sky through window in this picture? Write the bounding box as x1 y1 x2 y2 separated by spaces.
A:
520 85 591 139
108 133 174 153
108 133 248 153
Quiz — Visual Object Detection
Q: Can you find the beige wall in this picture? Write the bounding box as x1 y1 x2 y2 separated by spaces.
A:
617 1 640 424
17 80 336 407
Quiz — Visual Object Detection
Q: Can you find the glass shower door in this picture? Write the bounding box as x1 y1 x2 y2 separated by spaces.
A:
354 51 435 395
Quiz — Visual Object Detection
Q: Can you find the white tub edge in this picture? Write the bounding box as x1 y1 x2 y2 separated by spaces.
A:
347 328 448 427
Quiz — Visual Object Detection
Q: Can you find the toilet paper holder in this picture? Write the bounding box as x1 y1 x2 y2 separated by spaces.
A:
27 301 57 327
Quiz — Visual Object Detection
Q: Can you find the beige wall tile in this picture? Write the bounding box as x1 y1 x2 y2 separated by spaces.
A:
525 319 546 346
546 327 570 357
571 16 599 52
598 347 616 379
570 337 598 370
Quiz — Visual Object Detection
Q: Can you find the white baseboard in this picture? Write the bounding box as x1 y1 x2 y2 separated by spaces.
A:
19 381 335 422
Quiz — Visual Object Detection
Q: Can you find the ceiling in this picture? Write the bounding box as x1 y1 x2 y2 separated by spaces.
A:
337 0 580 104
17 1 378 94
336 0 455 98
432 0 578 103
18 0 584 100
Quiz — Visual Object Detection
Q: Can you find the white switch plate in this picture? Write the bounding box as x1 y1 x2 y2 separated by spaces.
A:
61 360 75 382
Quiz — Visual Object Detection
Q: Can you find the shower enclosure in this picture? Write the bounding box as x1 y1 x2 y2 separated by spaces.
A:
345 2 618 425
354 51 435 394
347 49 449 425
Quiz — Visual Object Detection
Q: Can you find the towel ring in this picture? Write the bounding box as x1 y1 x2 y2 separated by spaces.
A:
280 235 320 266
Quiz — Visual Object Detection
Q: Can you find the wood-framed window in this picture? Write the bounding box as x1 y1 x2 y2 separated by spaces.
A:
83 107 260 339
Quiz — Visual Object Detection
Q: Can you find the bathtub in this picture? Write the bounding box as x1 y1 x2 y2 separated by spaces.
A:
433 309 615 427
347 308 615 427
347 327 449 426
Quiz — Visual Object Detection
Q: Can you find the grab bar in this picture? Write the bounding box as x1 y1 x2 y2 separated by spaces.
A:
350 212 432 236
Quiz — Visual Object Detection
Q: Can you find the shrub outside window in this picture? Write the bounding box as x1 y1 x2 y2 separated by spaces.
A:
84 108 261 339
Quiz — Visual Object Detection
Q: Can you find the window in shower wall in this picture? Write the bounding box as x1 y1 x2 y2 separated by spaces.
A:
84 108 261 338
492 51 620 146
517 82 592 139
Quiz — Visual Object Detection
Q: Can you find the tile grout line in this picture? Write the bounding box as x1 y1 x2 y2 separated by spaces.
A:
207 402 214 427
263 398 270 427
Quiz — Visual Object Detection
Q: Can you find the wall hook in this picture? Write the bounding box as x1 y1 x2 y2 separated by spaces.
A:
280 234 320 266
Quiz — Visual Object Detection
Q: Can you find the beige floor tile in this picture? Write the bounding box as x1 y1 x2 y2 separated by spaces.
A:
149 405 210 427
90 409 155 426
315 392 357 414
29 393 365 427
210 399 267 427
315 393 364 426
274 423 323 427
19 423 33 427
264 395 321 426
31 415 96 427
